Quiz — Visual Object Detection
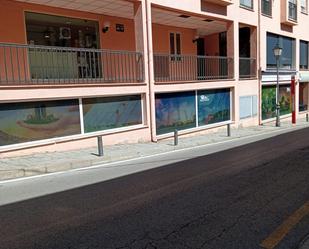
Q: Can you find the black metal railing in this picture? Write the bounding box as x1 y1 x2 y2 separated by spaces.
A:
288 1 297 21
0 43 144 84
153 54 234 82
239 57 257 79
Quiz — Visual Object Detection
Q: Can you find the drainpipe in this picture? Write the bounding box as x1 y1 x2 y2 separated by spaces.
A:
145 0 157 142
257 0 262 125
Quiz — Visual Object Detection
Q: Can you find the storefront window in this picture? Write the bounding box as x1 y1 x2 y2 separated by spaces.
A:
155 92 196 135
262 85 292 120
299 83 309 112
0 99 81 146
25 12 99 48
155 89 231 135
83 95 143 133
197 89 230 126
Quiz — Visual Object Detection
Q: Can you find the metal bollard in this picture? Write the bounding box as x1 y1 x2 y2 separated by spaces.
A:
307 113 309 122
227 124 231 137
97 136 104 157
174 129 178 146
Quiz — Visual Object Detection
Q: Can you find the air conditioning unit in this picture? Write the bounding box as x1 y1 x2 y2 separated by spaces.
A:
59 27 71 39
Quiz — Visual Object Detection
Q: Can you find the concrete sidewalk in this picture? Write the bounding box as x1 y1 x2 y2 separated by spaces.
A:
1 118 309 181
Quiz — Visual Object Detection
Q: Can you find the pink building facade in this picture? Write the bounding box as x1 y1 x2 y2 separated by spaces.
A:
0 0 308 157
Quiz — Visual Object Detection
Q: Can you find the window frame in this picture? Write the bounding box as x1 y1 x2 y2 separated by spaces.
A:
288 0 298 21
301 0 308 14
261 0 272 17
240 0 254 10
300 40 309 70
266 32 296 70
169 32 182 61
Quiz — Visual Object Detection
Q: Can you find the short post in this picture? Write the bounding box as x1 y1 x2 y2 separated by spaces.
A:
307 113 309 122
97 136 104 157
227 123 231 137
174 129 178 146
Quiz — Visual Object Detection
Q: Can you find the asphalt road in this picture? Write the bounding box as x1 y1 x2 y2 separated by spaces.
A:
1 128 309 249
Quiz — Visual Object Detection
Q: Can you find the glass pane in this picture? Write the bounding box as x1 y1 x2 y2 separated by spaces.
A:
83 95 143 133
279 85 292 115
197 89 230 126
288 0 297 20
301 0 307 12
299 83 309 111
240 0 253 8
262 85 292 120
281 36 294 69
267 33 295 69
262 86 276 120
0 99 81 146
239 96 252 119
170 33 175 55
262 0 271 16
176 33 181 55
25 12 99 48
300 40 308 69
155 92 196 134
266 33 278 68
252 95 258 116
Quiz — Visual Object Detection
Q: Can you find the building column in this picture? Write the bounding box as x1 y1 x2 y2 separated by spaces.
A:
134 1 152 141
227 21 239 125
145 0 157 142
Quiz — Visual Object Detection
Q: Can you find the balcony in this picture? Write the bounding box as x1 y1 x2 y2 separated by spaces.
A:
281 0 298 25
239 58 257 79
153 54 234 83
0 43 144 85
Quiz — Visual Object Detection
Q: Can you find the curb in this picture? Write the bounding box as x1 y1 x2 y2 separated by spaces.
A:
1 122 309 182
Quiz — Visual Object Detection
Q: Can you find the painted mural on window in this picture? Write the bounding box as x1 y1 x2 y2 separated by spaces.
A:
82 95 143 133
299 83 309 112
262 85 292 120
198 89 230 126
155 92 196 135
0 99 81 146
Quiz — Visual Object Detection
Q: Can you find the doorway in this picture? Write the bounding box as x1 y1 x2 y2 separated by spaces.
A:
197 38 205 80
219 32 227 78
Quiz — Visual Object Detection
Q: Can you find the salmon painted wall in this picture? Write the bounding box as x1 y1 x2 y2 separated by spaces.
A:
152 23 196 55
0 0 136 51
203 33 219 56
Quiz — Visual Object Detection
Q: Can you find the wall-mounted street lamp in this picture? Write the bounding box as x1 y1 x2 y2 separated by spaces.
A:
102 21 111 33
192 35 200 43
273 44 283 127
